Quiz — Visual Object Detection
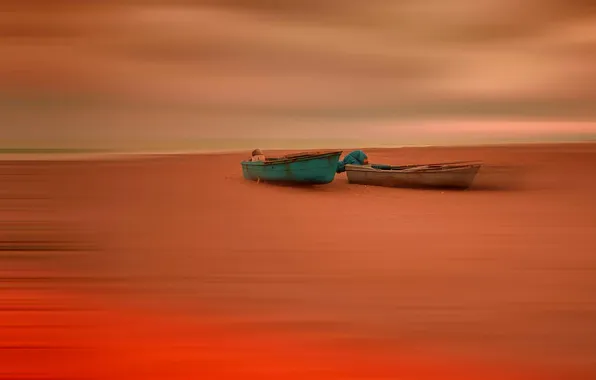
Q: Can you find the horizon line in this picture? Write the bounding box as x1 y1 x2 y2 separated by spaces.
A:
2 140 595 161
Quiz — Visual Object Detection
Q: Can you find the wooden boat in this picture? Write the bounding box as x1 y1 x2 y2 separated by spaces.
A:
241 150 342 184
345 161 482 190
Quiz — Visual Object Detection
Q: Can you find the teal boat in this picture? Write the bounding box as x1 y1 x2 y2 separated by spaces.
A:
241 150 342 184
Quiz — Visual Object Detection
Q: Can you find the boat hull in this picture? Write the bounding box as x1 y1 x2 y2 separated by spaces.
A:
242 151 342 185
345 163 481 190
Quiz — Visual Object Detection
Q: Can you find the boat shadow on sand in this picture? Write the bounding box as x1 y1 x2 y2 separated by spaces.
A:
469 165 529 191
249 179 352 193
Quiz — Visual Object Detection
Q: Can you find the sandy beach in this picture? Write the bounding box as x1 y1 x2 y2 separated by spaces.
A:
1 143 595 379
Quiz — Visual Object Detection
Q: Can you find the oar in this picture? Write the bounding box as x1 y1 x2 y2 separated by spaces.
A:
382 160 479 167
406 160 483 167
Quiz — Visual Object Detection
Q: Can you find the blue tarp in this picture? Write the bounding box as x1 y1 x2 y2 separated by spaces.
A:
336 150 368 173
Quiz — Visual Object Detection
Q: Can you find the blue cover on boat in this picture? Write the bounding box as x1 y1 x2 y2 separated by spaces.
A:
336 150 368 173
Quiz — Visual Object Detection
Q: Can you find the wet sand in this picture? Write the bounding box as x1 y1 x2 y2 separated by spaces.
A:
1 143 595 379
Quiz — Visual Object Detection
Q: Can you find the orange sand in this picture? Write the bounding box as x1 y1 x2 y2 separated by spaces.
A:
1 143 595 379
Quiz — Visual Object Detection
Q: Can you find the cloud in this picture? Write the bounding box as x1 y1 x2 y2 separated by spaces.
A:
0 0 595 113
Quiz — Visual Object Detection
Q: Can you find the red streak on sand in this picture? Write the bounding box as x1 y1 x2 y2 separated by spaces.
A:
1 288 554 380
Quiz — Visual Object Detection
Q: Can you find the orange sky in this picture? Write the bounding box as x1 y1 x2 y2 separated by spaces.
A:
1 1 595 147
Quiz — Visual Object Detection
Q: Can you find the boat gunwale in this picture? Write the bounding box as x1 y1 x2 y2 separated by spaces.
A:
241 150 343 166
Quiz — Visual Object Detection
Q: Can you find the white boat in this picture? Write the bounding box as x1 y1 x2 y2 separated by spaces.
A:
345 161 482 190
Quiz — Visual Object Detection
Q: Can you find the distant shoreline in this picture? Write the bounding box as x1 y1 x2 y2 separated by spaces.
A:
1 140 595 161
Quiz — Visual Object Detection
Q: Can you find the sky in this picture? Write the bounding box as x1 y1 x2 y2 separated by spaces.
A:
1 1 596 149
